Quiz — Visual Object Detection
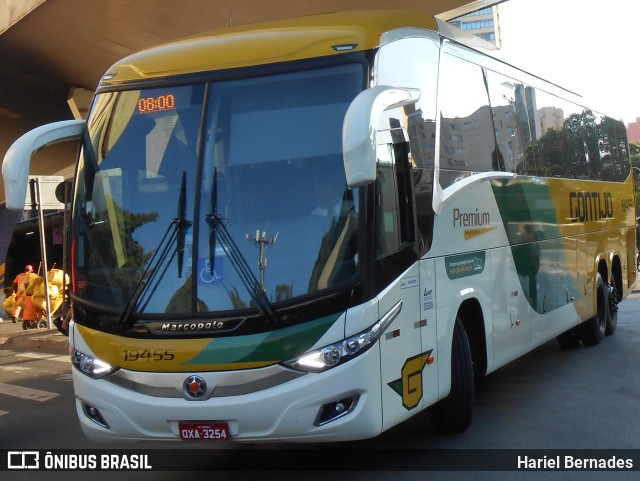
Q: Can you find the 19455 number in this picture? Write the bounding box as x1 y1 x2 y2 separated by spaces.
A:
123 350 175 361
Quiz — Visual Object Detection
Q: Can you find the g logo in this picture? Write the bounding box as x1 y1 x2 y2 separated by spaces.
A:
388 350 433 410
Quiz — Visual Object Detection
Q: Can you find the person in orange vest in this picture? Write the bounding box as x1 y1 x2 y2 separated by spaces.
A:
11 264 33 323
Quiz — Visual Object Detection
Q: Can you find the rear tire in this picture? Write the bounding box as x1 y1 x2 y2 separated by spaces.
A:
579 272 607 346
429 318 474 432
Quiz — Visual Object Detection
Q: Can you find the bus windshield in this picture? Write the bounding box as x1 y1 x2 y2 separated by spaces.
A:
72 63 364 320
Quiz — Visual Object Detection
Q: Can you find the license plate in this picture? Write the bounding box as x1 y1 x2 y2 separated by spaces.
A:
179 422 230 441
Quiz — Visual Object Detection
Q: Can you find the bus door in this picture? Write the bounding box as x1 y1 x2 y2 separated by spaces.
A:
373 121 433 429
377 264 424 431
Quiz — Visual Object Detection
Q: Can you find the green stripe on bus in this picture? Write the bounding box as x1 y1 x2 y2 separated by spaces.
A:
491 178 575 314
186 312 342 365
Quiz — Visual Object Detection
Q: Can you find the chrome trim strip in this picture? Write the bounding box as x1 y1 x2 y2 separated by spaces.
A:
378 299 402 335
106 368 306 399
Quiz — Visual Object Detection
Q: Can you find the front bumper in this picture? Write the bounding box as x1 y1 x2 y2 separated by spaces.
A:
72 345 383 443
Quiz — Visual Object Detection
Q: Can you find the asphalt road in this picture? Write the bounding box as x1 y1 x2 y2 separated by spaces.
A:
2 291 640 480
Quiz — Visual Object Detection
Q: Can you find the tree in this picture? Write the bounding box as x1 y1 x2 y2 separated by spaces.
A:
521 109 630 183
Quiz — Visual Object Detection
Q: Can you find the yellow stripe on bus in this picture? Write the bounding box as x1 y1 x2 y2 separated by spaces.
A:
76 325 275 372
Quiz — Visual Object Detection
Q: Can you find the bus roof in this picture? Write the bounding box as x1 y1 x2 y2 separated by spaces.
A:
99 10 438 87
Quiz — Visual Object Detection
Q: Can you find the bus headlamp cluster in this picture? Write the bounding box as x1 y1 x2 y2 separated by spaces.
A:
283 301 402 373
72 349 119 379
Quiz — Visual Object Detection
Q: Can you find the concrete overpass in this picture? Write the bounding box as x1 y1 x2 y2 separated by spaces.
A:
0 0 501 189
0 0 498 294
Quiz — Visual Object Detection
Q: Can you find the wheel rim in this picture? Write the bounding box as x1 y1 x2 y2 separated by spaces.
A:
608 284 618 319
596 284 606 334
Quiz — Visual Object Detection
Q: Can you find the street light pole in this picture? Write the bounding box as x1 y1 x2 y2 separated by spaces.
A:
246 230 278 291
34 178 52 329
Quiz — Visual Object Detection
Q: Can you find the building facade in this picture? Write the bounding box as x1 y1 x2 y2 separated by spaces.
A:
626 118 640 143
447 6 501 47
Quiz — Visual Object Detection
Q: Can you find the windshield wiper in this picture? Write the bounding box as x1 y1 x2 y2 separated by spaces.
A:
204 168 279 323
207 167 220 278
116 173 191 329
116 220 178 329
175 171 192 278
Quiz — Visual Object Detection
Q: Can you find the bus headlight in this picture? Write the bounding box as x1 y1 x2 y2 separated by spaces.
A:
283 300 402 373
72 349 119 379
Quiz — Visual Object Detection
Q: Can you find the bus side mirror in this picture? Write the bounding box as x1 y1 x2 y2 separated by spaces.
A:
2 120 85 210
342 86 420 188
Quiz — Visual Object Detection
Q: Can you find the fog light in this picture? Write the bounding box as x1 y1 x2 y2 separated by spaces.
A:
82 402 110 429
314 394 360 426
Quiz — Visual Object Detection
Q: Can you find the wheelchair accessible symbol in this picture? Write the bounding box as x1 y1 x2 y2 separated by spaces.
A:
199 258 222 284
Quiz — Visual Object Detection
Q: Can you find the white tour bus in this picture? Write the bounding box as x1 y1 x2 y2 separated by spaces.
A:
2 10 635 443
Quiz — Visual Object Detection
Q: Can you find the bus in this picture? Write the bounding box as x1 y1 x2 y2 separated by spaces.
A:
2 10 635 443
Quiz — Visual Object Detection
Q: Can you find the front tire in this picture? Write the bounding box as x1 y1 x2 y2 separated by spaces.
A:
429 318 474 432
579 272 607 346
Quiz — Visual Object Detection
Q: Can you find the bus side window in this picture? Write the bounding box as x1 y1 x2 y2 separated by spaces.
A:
529 89 589 180
486 71 533 174
600 116 630 182
438 53 496 188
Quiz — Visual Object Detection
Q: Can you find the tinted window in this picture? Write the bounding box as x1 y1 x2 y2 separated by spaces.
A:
486 70 535 174
526 89 630 181
439 53 496 188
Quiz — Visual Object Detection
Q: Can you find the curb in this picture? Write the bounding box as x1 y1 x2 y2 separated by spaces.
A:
0 329 69 355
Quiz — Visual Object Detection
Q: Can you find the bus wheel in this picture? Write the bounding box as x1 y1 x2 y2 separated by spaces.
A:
605 281 618 336
428 318 473 432
579 272 607 346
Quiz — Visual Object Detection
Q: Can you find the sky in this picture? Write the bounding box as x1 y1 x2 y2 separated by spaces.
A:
495 0 639 126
